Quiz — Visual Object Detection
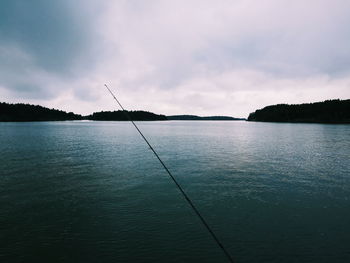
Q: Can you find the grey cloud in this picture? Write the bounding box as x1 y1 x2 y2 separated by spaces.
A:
0 0 99 75
0 0 103 101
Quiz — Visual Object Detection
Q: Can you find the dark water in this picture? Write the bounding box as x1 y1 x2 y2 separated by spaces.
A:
0 121 349 262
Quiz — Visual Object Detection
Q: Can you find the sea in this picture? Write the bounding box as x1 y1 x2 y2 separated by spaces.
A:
0 121 349 262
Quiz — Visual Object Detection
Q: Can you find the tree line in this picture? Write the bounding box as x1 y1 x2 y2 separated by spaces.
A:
248 99 350 123
0 102 166 121
2 100 349 123
0 102 82 121
88 110 167 121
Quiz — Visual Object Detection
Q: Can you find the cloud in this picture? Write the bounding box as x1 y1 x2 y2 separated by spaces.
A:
0 0 104 101
0 1 96 72
0 0 349 117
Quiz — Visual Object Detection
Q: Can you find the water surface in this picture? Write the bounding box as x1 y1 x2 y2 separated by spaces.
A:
0 121 349 262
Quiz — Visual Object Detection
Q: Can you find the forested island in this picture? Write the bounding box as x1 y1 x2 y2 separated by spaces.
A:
167 115 245 120
88 110 167 121
0 102 82 121
248 99 350 124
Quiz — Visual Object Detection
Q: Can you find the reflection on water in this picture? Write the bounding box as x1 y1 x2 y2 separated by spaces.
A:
0 121 349 262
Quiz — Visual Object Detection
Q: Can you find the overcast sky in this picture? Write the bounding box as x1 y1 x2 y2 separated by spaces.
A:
1 0 349 117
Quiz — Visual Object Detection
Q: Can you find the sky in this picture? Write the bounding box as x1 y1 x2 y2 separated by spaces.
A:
0 0 350 118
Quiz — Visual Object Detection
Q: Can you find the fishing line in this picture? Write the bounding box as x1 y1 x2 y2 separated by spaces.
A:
105 84 234 263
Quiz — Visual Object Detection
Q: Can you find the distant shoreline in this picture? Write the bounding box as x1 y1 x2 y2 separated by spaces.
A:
167 115 245 121
1 99 349 123
0 102 244 122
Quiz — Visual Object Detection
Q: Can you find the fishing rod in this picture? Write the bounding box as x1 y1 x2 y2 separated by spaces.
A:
104 84 234 263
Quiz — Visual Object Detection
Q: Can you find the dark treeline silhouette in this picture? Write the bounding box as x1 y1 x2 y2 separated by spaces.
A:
248 99 350 123
0 102 243 122
0 102 82 122
0 102 167 122
88 110 167 121
167 115 245 120
3 100 349 123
